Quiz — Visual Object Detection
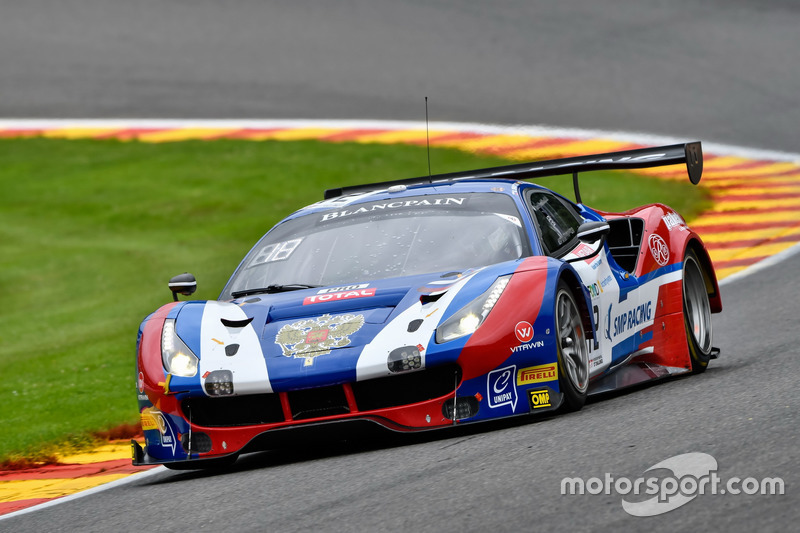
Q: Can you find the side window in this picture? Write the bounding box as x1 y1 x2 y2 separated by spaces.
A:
528 191 582 256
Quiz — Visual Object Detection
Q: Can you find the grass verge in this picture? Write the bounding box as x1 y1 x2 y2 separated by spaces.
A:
0 138 709 463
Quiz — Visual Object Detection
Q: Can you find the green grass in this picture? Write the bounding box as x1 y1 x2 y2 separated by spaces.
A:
0 138 709 462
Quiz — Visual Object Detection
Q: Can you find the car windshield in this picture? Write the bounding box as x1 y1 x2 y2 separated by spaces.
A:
222 192 530 297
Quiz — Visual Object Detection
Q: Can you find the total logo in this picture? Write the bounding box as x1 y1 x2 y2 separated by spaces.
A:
303 288 375 305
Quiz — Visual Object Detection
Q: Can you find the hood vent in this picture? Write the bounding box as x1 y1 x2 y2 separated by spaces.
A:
420 291 447 305
221 317 254 328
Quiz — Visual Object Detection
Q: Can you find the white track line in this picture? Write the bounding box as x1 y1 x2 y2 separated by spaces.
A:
1 118 799 163
0 466 165 522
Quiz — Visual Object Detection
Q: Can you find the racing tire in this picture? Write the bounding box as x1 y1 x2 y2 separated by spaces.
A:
555 281 589 412
683 250 713 373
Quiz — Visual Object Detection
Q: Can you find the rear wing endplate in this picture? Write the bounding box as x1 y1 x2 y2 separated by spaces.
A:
324 142 703 203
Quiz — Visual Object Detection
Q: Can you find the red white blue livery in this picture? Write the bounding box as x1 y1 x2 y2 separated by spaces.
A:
132 142 721 469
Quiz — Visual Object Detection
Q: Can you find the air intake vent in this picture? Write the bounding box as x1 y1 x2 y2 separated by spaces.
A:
288 385 350 420
182 394 285 427
181 432 212 453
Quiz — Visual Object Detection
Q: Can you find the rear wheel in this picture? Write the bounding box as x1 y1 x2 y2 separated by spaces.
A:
683 250 713 373
555 281 589 412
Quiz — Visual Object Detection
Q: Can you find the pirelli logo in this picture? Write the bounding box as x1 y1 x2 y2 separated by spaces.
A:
140 412 159 431
517 363 558 386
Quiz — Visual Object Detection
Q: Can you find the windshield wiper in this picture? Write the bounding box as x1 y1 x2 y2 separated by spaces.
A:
231 284 320 298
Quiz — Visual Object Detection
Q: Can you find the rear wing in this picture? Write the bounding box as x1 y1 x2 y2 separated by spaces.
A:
324 142 703 203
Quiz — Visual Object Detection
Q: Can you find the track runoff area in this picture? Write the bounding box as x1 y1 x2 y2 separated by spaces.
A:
2 119 799 518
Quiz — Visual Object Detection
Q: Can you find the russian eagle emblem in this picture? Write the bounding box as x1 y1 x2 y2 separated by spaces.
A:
275 313 365 366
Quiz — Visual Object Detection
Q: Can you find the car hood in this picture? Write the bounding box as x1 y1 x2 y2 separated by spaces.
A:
171 267 508 394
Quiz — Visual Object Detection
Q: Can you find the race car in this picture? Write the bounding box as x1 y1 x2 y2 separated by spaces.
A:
132 142 721 469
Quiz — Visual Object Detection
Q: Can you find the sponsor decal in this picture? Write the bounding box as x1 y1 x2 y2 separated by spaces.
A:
515 321 534 343
137 371 144 393
648 234 670 266
572 243 595 258
318 284 369 294
320 197 466 221
250 238 303 265
494 213 522 227
606 301 653 338
161 426 175 452
528 389 552 409
275 313 365 366
511 340 545 353
141 412 159 431
662 212 685 230
140 408 166 434
589 355 603 369
487 366 518 410
517 363 558 385
561 452 785 517
586 275 614 299
304 288 376 305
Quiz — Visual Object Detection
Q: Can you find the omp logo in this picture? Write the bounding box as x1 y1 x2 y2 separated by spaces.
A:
303 288 375 305
528 389 552 409
517 363 558 385
487 365 517 410
648 234 670 266
515 321 534 343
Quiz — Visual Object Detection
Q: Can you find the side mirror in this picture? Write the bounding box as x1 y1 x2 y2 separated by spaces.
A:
576 221 610 243
566 221 610 263
169 273 197 302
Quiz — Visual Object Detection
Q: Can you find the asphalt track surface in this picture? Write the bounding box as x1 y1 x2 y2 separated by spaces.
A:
2 1 798 531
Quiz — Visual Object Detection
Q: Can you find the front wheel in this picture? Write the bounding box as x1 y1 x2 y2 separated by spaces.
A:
683 250 713 373
555 281 589 412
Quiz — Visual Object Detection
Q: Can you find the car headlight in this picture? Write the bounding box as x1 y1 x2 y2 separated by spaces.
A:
436 276 511 343
161 319 198 377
